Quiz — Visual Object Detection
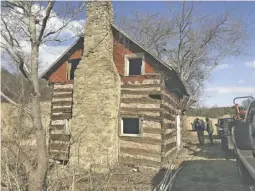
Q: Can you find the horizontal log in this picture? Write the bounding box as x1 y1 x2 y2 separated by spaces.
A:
163 92 179 109
53 88 73 93
50 124 65 131
120 136 162 145
119 156 161 167
52 93 73 99
143 127 162 134
120 147 161 157
121 97 161 104
161 104 174 114
164 129 177 140
121 90 161 95
50 134 71 141
164 142 176 153
52 100 72 105
51 113 72 120
121 107 162 113
162 112 175 121
52 107 72 113
121 84 161 89
120 114 163 122
50 143 70 151
162 148 177 163
49 151 69 161
164 88 179 102
163 95 176 109
164 122 176 129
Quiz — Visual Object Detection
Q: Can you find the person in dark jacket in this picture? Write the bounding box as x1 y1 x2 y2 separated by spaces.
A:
193 118 205 145
206 117 214 146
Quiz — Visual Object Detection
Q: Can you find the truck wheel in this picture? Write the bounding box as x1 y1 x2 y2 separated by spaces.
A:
236 156 253 185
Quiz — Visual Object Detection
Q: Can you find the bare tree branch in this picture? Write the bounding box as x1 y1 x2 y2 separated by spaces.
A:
37 1 55 44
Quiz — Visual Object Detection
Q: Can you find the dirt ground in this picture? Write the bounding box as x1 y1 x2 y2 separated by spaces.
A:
46 116 251 191
173 129 250 191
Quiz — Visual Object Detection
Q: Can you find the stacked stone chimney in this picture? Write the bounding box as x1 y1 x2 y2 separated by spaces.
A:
70 1 120 172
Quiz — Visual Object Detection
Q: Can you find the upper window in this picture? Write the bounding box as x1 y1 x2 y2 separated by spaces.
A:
120 117 141 137
67 59 80 80
125 53 144 76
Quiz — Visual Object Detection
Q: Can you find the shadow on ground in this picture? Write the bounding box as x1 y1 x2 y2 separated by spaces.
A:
172 160 249 191
184 141 236 160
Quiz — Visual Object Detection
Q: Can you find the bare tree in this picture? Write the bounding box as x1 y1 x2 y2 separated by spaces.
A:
117 2 248 109
1 1 85 190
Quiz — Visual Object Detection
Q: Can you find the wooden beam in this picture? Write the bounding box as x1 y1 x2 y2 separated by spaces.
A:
50 134 71 141
119 156 161 167
162 148 177 163
50 124 65 131
162 112 175 121
53 88 73 93
164 142 176 153
52 93 73 99
163 92 179 109
120 114 163 122
164 122 176 129
161 104 174 114
120 107 162 113
50 143 70 151
49 151 69 161
51 113 72 120
164 129 177 140
120 136 162 145
120 147 161 157
52 107 72 113
121 90 161 95
52 100 72 105
121 84 161 89
143 127 162 134
121 98 161 104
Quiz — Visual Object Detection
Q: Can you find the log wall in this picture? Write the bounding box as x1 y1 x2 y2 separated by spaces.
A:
119 75 180 167
161 87 181 163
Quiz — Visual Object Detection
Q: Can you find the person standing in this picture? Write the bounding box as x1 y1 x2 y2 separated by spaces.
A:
206 117 214 146
193 118 205 145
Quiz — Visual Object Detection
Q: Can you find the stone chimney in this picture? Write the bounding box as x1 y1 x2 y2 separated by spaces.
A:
70 1 120 172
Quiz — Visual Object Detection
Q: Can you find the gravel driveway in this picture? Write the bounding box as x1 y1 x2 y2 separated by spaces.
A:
173 131 250 191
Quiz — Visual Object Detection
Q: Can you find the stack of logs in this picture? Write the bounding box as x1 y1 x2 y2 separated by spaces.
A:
48 83 73 161
119 76 180 168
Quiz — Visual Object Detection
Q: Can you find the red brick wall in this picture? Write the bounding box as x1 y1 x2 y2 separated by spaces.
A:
49 49 83 84
49 62 67 84
48 38 156 84
113 39 155 76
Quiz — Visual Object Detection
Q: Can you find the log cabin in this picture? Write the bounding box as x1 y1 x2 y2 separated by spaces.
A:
40 2 189 170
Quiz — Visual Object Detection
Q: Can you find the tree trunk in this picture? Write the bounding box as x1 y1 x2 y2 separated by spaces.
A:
27 169 46 191
26 44 48 191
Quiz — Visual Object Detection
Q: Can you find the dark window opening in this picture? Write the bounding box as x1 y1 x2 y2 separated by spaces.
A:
149 94 161 100
68 59 80 80
128 58 143 75
122 118 140 135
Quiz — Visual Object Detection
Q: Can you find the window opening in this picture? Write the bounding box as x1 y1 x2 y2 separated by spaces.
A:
67 59 80 80
125 54 144 76
128 58 142 75
121 118 141 136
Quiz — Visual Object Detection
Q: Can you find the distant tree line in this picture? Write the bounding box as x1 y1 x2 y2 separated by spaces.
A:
186 104 250 118
1 68 52 103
